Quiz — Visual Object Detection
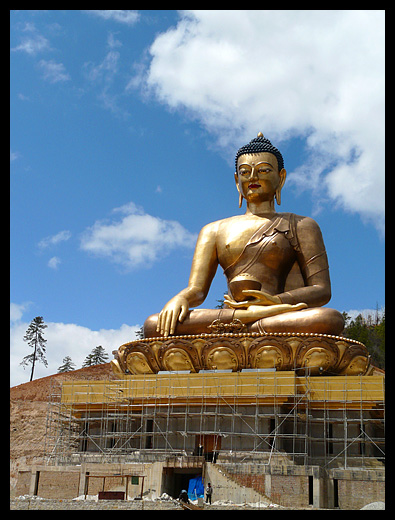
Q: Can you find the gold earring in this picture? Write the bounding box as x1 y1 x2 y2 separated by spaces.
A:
238 192 243 208
275 189 281 206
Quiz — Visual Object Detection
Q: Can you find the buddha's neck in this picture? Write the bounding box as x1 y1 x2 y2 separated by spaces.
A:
245 199 276 218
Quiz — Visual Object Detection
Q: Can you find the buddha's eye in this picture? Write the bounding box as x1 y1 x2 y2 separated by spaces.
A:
239 169 250 176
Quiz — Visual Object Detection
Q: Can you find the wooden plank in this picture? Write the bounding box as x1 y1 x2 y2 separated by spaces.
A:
98 491 125 500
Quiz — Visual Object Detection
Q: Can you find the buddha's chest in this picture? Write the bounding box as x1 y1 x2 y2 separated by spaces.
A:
217 223 294 272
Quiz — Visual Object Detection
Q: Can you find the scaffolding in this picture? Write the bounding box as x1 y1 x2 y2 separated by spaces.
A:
44 370 384 471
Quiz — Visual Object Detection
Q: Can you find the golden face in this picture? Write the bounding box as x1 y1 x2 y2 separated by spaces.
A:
235 152 286 204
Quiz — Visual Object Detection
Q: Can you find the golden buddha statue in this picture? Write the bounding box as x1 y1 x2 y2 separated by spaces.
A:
144 132 344 338
112 133 370 376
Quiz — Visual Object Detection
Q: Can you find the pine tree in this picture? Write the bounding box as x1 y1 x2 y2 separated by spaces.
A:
135 326 144 339
82 346 109 367
57 356 76 373
342 309 385 369
82 353 95 367
20 316 48 382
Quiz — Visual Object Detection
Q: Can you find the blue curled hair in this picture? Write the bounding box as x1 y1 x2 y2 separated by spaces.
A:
235 134 284 172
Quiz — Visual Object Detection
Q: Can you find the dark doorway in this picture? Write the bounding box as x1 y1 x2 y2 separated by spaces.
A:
145 419 153 449
308 475 313 505
326 422 333 455
333 479 339 508
162 468 202 499
195 435 221 462
268 418 276 449
174 472 193 498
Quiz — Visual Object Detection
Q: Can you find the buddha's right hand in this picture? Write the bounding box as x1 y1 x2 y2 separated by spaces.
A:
156 295 189 337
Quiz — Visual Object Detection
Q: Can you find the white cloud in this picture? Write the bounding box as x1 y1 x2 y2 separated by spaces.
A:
10 313 140 387
84 10 140 26
38 230 71 249
38 59 70 83
84 51 120 83
11 33 50 55
11 22 69 83
80 201 197 270
11 22 50 55
10 149 19 162
345 308 385 322
107 32 123 49
83 44 130 119
10 302 32 323
48 256 61 269
140 10 384 232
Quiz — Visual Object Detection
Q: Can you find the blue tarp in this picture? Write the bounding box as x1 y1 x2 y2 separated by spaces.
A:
188 476 204 499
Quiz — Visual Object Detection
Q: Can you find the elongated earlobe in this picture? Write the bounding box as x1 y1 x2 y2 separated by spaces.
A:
235 171 243 208
275 168 286 206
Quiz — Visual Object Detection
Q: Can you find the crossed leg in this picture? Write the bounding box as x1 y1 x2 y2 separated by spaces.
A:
143 307 344 338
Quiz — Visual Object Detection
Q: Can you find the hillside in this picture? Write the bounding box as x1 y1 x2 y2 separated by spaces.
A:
10 362 117 401
10 363 116 492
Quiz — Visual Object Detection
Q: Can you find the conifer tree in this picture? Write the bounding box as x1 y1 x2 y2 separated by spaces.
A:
135 326 144 339
82 345 109 367
57 356 76 373
342 309 385 369
20 316 48 381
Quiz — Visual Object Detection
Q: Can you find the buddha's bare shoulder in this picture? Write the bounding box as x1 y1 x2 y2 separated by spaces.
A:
289 213 323 234
276 213 325 246
199 214 254 235
211 212 321 227
199 213 323 238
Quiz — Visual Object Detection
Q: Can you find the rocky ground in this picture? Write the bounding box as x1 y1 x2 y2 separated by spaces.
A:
9 496 309 510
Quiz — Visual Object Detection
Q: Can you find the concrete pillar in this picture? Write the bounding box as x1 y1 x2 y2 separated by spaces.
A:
28 466 39 496
326 478 335 509
313 476 324 508
78 464 87 497
264 471 271 498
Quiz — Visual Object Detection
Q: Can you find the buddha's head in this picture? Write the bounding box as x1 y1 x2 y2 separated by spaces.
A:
234 133 286 207
235 133 284 172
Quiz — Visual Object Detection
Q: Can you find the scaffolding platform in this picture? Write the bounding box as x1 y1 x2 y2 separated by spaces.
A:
44 370 384 470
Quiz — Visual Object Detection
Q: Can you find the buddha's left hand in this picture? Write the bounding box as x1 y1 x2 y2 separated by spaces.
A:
234 302 308 323
224 289 285 308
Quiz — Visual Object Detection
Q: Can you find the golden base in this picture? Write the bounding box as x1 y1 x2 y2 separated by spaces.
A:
111 332 371 377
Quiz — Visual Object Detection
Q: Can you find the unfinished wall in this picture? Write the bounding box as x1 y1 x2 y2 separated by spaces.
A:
37 470 80 499
329 469 385 510
338 479 385 510
16 462 165 501
13 470 31 497
14 462 385 509
270 474 309 508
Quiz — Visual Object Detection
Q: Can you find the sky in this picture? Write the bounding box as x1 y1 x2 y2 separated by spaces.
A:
10 10 385 387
